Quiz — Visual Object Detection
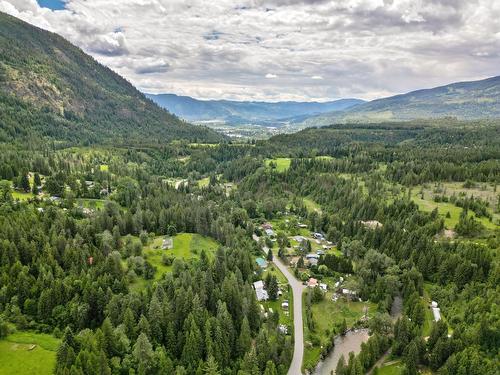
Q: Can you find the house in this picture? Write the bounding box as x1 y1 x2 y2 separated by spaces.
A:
256 257 268 269
316 250 325 255
307 278 318 288
281 300 289 310
306 253 320 260
360 220 383 229
319 283 328 291
293 235 305 242
307 258 319 267
432 307 441 322
306 253 319 267
341 288 357 299
431 301 441 321
278 324 288 334
262 223 273 230
342 288 356 295
265 228 275 237
313 232 324 240
162 237 173 250
253 280 269 301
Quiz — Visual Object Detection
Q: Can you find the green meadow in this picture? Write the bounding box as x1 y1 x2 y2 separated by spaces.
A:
0 332 60 375
143 233 219 279
265 158 291 172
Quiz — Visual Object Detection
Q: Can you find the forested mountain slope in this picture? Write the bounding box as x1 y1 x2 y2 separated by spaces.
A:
0 12 223 145
303 76 500 125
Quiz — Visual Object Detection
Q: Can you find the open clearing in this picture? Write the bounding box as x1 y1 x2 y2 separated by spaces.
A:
143 233 219 278
376 361 404 375
411 189 498 231
0 331 60 375
265 158 291 172
303 295 377 369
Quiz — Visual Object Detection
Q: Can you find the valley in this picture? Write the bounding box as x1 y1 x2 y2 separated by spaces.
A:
0 7 499 375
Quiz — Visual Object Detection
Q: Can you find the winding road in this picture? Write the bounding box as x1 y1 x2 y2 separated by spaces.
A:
253 235 306 375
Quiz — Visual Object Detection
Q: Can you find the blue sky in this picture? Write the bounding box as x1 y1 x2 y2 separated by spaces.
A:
36 0 65 10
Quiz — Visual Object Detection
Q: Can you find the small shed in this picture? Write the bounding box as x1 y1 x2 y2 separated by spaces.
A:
162 237 173 250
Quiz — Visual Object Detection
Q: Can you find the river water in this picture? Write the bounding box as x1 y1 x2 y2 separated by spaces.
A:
312 329 370 375
312 296 403 375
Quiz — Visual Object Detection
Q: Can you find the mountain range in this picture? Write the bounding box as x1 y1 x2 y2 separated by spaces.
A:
301 75 500 126
0 11 223 145
147 75 500 128
145 93 364 125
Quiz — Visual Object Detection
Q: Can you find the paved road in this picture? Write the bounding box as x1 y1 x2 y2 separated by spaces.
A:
253 235 306 375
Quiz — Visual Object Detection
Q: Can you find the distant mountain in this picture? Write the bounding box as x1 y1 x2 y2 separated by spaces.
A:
145 93 364 125
303 76 500 126
0 12 223 145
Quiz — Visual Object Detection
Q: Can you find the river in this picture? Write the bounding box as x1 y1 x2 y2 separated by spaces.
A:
312 329 370 375
312 296 403 375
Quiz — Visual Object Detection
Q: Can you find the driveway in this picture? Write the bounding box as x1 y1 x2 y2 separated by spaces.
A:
253 235 306 374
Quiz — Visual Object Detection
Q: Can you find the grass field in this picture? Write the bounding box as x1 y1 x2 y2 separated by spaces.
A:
303 295 377 369
76 198 106 209
12 190 33 201
303 197 322 213
142 233 219 280
265 158 291 172
411 190 498 231
0 332 60 375
376 361 404 375
198 177 210 188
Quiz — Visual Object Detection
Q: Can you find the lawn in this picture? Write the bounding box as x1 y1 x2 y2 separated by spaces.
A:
198 177 210 188
260 264 293 328
265 158 291 172
303 294 377 369
376 361 404 375
0 331 60 375
142 233 219 280
77 198 106 210
12 190 33 201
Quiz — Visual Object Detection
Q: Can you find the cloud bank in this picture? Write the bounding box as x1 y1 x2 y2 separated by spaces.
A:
1 0 499 101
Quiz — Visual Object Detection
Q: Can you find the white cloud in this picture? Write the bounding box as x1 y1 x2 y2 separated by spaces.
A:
1 0 499 101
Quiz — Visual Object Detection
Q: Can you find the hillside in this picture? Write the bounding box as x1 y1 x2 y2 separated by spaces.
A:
0 12 223 145
302 76 500 126
146 93 364 125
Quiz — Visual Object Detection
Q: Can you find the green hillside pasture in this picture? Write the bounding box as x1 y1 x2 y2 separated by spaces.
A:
411 191 497 231
0 332 60 375
265 158 291 172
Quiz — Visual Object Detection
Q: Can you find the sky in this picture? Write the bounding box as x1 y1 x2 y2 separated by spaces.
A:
1 0 499 102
